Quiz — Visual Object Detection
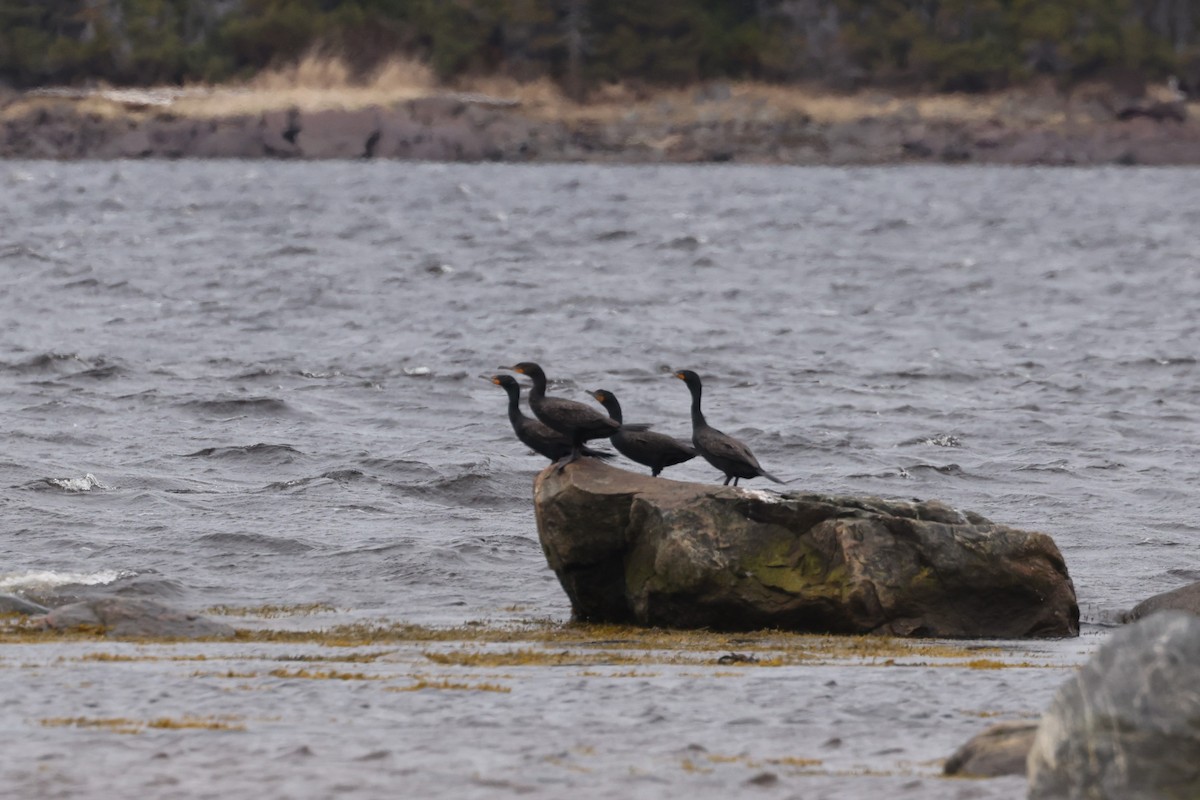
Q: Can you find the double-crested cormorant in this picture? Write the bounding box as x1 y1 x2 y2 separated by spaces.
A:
673 369 784 486
503 362 644 467
489 375 613 462
589 389 696 477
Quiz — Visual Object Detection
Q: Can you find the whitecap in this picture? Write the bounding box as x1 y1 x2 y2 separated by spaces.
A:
44 473 110 492
0 568 134 593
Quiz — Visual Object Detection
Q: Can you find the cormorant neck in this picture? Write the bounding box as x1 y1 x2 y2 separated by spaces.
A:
504 385 526 424
602 397 623 423
526 371 547 399
689 384 706 428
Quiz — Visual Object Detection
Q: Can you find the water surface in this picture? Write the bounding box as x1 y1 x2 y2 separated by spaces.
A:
1 162 1196 798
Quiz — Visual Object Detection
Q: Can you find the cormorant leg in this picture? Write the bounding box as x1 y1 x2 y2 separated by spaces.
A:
733 477 740 487
723 475 732 486
652 467 662 477
555 445 582 473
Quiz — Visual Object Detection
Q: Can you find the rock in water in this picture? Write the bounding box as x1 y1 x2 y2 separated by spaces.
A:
39 597 235 639
0 593 51 615
944 721 1038 777
533 460 1077 637
1122 580 1200 622
1028 612 1200 799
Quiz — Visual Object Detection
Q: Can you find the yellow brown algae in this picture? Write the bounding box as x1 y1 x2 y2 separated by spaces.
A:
388 679 511 693
205 603 338 618
266 668 381 680
0 616 1070 671
6 615 1082 792
40 715 245 733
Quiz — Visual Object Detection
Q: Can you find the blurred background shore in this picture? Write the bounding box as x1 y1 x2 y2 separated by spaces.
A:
3 0 1200 163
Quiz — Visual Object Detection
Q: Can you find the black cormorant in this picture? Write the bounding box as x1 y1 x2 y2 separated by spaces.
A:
502 362 644 467
589 389 696 477
489 375 613 462
673 369 784 486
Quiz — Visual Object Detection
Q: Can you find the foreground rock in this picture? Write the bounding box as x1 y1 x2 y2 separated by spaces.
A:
534 460 1077 637
39 597 235 639
1122 580 1200 622
1028 612 1200 799
943 721 1038 777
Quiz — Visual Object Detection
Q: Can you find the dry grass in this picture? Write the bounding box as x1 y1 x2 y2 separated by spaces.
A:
168 53 437 117
4 51 1156 130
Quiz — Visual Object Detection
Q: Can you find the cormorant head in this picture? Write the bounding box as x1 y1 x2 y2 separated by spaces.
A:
673 369 701 388
503 362 544 380
589 389 622 421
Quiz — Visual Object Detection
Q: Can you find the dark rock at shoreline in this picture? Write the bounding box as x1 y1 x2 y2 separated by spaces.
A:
1122 581 1200 622
533 460 1078 637
39 597 235 639
0 593 51 615
943 721 1038 777
1028 611 1200 799
6 91 1200 164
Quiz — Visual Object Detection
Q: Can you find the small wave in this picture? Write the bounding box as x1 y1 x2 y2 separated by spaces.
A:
35 473 110 492
66 361 125 380
180 397 292 416
265 245 319 257
900 434 964 448
869 370 977 382
0 568 134 593
865 218 911 233
322 469 366 482
183 443 303 462
595 229 635 241
0 243 57 262
660 235 705 251
907 463 968 476
399 470 524 510
199 532 314 554
361 457 436 477
1121 356 1197 367
259 469 370 493
3 352 87 373
233 367 283 380
1015 461 1071 473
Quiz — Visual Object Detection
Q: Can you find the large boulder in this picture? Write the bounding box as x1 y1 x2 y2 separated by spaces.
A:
1027 611 1200 799
533 460 1078 637
39 597 235 640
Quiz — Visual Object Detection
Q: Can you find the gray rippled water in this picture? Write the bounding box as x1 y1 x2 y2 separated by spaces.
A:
1 161 1197 798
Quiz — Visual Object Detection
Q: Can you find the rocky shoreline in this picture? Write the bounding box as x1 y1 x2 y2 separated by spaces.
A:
3 86 1200 164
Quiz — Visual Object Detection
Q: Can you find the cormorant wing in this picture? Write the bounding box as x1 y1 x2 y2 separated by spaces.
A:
700 426 763 469
538 397 617 430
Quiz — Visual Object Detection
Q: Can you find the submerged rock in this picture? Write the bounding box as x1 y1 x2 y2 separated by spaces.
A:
39 597 235 639
533 460 1077 637
1122 580 1200 622
0 593 50 616
943 721 1037 777
1028 611 1200 799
